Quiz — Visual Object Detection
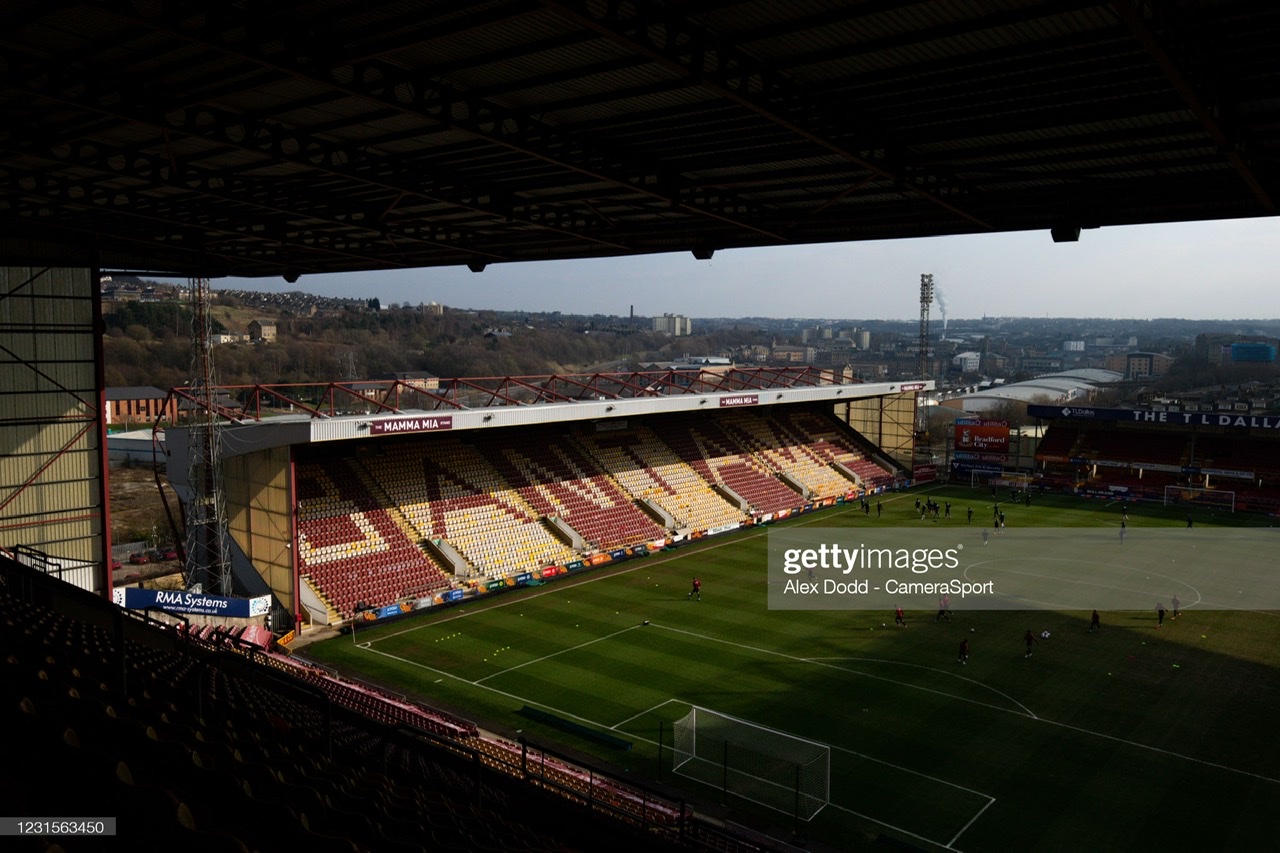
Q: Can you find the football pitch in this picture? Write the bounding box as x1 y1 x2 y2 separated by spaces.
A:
306 487 1280 851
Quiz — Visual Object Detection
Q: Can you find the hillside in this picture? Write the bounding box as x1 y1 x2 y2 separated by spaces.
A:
102 288 766 389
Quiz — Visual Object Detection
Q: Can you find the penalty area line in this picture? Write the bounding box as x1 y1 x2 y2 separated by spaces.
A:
825 802 961 852
610 697 684 731
948 797 996 849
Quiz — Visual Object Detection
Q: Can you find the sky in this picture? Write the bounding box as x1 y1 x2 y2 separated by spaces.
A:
217 217 1279 321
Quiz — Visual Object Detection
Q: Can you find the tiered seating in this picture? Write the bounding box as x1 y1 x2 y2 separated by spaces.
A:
1 557 712 853
650 415 803 515
296 460 449 616
1035 425 1079 459
365 437 578 576
783 409 896 488
1195 434 1280 478
578 425 746 533
719 410 855 499
1081 428 1186 466
477 428 665 550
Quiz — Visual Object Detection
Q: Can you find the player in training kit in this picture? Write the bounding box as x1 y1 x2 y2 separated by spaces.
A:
1023 629 1038 658
958 638 969 665
687 577 701 601
1156 602 1165 627
1089 610 1101 632
1171 594 1180 619
894 606 906 628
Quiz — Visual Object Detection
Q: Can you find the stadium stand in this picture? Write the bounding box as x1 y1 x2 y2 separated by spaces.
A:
1033 422 1280 513
1 550 785 852
291 406 900 617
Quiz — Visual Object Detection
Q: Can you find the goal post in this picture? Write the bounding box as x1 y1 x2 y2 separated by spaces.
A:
671 706 830 821
1162 485 1235 513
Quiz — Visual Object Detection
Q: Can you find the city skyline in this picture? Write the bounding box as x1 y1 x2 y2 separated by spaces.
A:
207 216 1277 322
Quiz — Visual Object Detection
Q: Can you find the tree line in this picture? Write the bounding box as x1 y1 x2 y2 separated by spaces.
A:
103 300 768 389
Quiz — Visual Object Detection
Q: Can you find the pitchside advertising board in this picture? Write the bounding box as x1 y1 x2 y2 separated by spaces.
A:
767 528 1280 611
114 588 271 618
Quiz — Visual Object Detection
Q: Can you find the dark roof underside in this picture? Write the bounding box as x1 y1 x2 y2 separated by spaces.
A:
1 0 1278 279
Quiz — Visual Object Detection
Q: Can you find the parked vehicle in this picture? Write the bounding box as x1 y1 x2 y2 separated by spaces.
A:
128 551 150 565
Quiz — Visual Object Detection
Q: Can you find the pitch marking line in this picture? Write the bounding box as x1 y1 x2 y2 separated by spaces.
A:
948 797 996 849
474 625 640 685
1035 717 1280 785
805 657 1037 719
356 644 619 732
825 803 961 852
610 697 682 731
650 623 1038 719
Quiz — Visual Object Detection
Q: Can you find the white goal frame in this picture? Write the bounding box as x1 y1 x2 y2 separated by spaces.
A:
1162 484 1235 512
671 706 830 822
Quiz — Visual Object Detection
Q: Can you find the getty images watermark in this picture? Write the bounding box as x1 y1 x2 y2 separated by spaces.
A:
767 527 1280 611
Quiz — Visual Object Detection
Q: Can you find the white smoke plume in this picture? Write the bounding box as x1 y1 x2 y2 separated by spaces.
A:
935 286 949 334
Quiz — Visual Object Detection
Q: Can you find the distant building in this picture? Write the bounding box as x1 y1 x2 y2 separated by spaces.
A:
105 386 178 427
652 313 692 336
771 345 814 364
952 351 982 373
374 371 441 391
1105 351 1173 378
1020 355 1063 372
1229 342 1276 363
1063 340 1085 351
248 319 277 343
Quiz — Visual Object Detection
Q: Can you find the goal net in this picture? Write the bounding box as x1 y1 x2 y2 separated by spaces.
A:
671 706 830 821
1162 485 1235 512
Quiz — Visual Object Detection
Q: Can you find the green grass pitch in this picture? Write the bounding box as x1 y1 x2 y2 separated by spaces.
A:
306 487 1280 851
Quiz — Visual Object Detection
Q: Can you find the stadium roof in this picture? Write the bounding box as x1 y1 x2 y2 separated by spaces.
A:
2 2 1279 280
943 369 1122 412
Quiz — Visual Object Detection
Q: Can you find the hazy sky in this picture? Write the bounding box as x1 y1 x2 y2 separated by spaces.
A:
220 217 1278 321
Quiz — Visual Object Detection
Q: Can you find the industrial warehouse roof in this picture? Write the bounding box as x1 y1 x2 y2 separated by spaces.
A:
2 2 1279 280
945 369 1124 412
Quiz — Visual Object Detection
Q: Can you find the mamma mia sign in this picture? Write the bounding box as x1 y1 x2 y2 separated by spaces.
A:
114 588 271 618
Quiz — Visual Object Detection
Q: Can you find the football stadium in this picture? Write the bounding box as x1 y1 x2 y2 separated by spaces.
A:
4 3 1280 851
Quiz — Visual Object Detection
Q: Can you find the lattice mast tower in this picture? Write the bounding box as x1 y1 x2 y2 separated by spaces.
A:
184 276 233 595
915 273 935 440
918 273 934 380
